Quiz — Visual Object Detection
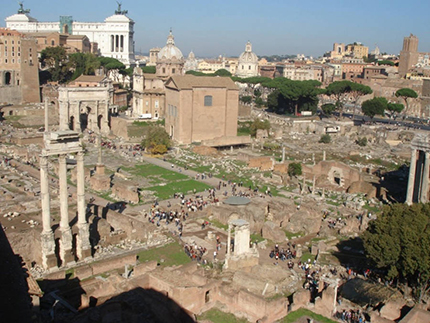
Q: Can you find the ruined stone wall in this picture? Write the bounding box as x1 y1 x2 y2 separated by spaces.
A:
104 209 152 241
303 161 361 188
0 86 22 105
238 104 251 117
248 156 274 171
214 287 289 322
110 117 129 139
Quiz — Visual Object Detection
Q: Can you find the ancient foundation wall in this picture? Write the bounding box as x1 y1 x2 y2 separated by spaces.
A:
110 117 129 139
0 86 22 105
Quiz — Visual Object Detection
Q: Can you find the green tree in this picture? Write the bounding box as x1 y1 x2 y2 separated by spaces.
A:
68 52 100 80
387 103 405 122
98 57 126 80
265 78 322 115
249 118 270 137
319 134 331 144
141 66 156 74
214 69 232 77
356 137 368 147
254 89 262 97
362 203 430 302
255 97 265 108
349 83 373 118
240 96 252 104
395 88 418 115
361 97 387 119
377 60 395 66
142 125 171 154
39 46 69 82
321 103 336 116
288 163 302 177
325 81 355 118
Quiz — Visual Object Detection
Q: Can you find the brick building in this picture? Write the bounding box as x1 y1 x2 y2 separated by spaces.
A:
0 28 40 104
164 75 239 145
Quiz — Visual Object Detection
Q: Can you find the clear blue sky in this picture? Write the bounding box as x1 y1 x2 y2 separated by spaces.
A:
2 0 429 58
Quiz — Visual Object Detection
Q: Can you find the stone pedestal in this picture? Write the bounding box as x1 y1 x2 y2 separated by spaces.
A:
76 223 92 260
41 231 57 269
96 163 105 175
59 228 75 265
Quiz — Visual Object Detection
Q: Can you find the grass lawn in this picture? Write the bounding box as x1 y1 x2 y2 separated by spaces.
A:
146 179 212 200
197 308 248 323
250 233 265 244
125 163 188 182
281 308 337 323
300 252 316 263
136 242 191 267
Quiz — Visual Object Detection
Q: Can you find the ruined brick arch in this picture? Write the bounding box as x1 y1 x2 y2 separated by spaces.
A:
328 167 344 187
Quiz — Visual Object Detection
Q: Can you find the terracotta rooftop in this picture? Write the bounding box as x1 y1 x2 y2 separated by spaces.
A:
72 75 106 83
166 75 238 90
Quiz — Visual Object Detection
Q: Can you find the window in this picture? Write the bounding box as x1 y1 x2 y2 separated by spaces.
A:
51 40 55 46
204 95 213 106
162 67 166 74
172 68 175 74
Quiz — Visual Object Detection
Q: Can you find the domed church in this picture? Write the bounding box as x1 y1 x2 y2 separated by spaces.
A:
156 30 185 78
236 41 259 78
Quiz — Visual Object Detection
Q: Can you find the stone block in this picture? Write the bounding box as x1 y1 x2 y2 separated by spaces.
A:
311 245 319 255
74 265 93 280
90 175 111 191
134 260 157 276
262 221 286 243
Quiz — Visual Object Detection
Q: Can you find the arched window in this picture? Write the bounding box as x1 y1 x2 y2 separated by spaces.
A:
51 40 55 46
204 95 213 107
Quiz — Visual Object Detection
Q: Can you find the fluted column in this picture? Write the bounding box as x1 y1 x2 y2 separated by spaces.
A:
58 154 74 265
420 152 430 203
406 149 417 205
76 152 91 260
40 155 56 269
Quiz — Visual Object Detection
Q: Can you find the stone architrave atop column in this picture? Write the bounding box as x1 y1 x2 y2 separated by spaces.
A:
420 152 430 203
76 152 91 260
40 155 56 269
406 149 418 205
58 154 74 265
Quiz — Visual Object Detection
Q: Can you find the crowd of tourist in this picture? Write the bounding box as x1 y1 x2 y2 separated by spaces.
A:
269 243 297 265
335 309 365 323
184 243 207 262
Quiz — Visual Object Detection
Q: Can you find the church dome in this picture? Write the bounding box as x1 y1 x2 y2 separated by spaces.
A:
158 30 184 61
239 41 258 64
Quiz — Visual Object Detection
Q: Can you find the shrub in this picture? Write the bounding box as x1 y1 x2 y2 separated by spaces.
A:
288 163 302 177
319 134 331 144
356 137 367 147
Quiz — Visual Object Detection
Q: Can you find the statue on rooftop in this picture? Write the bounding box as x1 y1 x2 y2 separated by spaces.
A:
17 1 31 14
115 1 128 15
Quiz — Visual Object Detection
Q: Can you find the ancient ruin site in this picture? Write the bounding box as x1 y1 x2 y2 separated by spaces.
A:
1 96 429 323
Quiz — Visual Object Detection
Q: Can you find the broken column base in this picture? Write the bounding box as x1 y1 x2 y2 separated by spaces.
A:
43 253 58 270
41 231 57 270
96 163 105 175
76 223 92 261
59 228 75 266
78 248 92 261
